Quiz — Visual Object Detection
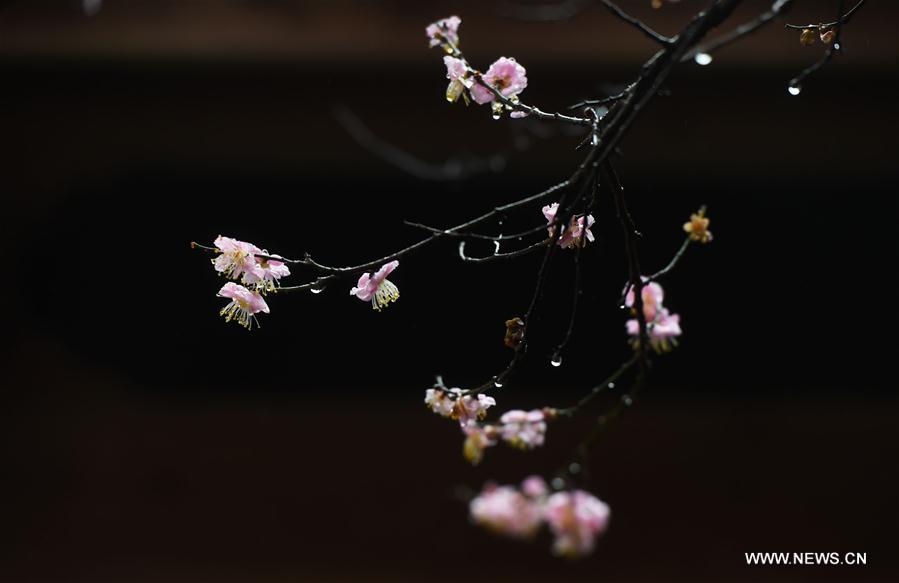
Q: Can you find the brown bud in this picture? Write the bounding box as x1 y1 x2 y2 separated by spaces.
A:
504 317 525 349
651 0 663 9
799 28 817 46
819 29 836 44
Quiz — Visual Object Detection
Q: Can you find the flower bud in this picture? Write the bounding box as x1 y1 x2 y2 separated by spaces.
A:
799 28 816 46
819 29 836 44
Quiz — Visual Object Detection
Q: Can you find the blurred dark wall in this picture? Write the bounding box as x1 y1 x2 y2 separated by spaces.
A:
1 1 897 581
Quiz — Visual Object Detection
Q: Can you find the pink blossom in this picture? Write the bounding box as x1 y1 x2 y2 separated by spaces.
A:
626 308 682 352
470 57 528 105
426 15 461 48
558 214 596 249
624 280 664 322
544 490 611 558
521 475 549 499
217 282 270 330
213 235 264 282
425 388 495 424
541 203 595 249
424 388 456 418
242 254 291 291
350 260 400 311
542 202 560 225
456 393 497 425
444 55 467 81
462 424 498 465
470 484 543 538
499 409 547 449
443 56 472 102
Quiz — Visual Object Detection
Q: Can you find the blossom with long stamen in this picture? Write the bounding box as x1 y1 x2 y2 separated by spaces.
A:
242 252 291 292
470 57 528 105
350 260 400 311
544 490 611 558
217 282 270 330
212 236 264 282
426 15 461 49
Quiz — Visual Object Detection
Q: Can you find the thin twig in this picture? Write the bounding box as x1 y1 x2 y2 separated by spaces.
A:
458 239 550 263
682 0 794 63
784 0 865 29
599 0 673 46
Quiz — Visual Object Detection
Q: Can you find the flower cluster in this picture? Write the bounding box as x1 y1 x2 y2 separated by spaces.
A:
210 235 291 329
349 260 401 311
624 280 682 352
428 16 529 119
425 386 553 465
470 476 611 558
542 202 596 249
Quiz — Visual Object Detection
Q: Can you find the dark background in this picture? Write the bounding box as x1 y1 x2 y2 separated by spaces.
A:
2 1 897 581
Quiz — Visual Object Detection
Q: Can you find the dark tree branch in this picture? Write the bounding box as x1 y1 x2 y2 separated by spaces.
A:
784 0 865 29
682 0 794 63
458 239 550 263
787 0 858 90
333 105 503 181
599 0 673 46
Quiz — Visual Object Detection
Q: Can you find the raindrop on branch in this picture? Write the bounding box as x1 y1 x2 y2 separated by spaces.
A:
550 353 563 367
310 282 327 294
621 394 633 406
493 379 503 388
787 85 802 96
694 52 713 66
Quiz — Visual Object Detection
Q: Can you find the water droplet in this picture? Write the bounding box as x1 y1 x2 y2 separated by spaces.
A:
621 394 633 406
619 304 627 310
568 462 581 475
694 52 713 66
833 42 841 51
607 382 615 389
551 477 565 490
310 282 327 294
550 353 562 367
788 85 802 96
491 112 501 121
493 379 503 388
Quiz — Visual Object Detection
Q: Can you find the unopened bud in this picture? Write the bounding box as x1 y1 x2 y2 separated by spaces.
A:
651 0 663 10
799 28 816 46
819 29 836 44
504 317 525 349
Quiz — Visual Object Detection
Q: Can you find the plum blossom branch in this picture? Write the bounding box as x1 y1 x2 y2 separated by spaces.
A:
192 0 862 558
